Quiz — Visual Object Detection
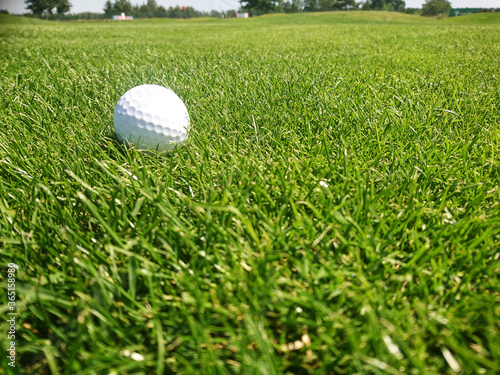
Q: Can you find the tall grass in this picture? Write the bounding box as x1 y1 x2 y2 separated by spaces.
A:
0 12 499 374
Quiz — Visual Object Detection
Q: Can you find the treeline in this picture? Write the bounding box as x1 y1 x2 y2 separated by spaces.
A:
19 0 452 20
102 0 236 19
24 0 235 21
243 0 454 16
360 0 405 12
241 0 409 14
103 0 207 19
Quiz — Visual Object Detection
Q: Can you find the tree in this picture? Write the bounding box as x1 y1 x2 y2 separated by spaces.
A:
421 0 450 16
183 6 197 18
362 0 385 10
146 0 158 11
361 0 405 11
139 0 158 17
303 0 318 11
318 0 337 10
321 0 357 10
390 0 405 12
291 0 303 12
103 0 113 17
25 0 72 15
240 0 279 13
282 0 303 13
304 0 357 11
155 5 168 17
113 0 133 14
338 0 357 9
169 5 183 18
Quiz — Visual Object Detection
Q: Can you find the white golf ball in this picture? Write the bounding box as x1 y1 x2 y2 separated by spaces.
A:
113 84 190 151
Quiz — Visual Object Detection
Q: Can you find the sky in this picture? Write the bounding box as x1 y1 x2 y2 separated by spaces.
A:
1 0 499 14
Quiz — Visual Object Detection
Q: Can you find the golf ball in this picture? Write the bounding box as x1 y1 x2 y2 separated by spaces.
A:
113 84 190 151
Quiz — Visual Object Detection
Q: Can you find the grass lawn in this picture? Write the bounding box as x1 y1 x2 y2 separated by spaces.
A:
441 12 500 25
0 11 499 374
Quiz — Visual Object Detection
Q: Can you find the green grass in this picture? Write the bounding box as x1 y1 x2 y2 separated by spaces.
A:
247 11 438 24
0 14 46 25
442 12 500 25
0 11 499 374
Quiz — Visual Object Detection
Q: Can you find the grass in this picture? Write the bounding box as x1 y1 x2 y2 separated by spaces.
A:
248 11 437 24
442 12 500 25
0 14 45 25
0 11 499 374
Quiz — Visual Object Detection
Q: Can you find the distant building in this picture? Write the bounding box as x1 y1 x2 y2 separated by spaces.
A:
449 8 499 17
113 12 133 20
234 12 250 18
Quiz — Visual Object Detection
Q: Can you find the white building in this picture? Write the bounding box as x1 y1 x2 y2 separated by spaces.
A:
113 13 133 20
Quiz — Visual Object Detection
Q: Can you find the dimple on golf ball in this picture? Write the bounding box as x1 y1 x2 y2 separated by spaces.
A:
113 84 190 151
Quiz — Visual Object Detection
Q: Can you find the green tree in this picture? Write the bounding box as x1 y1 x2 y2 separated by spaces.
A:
421 0 450 16
113 0 132 14
155 5 168 17
25 0 72 15
362 0 385 9
240 0 279 13
391 0 405 11
146 0 158 11
318 0 337 10
139 0 158 17
291 0 303 11
338 0 358 9
362 0 405 11
103 0 113 17
304 0 356 11
282 0 303 12
183 6 198 18
303 0 318 11
169 5 183 18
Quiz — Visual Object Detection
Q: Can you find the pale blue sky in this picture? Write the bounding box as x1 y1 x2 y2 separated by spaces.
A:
1 0 499 14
